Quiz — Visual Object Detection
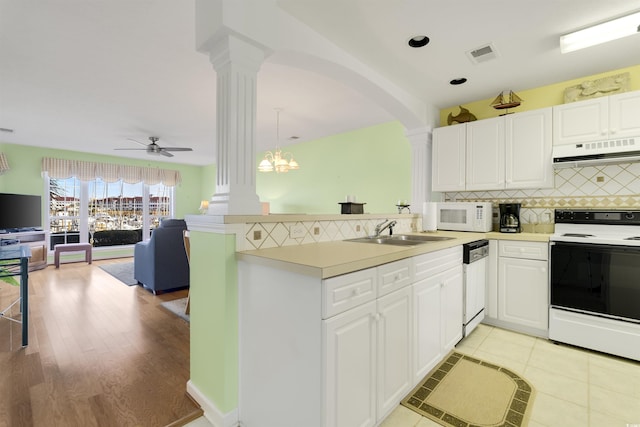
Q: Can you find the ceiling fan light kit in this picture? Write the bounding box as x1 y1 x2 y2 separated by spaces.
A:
560 11 640 53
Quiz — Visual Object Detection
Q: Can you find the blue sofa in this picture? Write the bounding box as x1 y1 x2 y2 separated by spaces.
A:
134 219 190 294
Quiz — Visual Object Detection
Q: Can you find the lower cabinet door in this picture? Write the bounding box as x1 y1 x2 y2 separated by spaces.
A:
413 276 442 383
377 287 412 419
498 257 549 330
324 301 377 427
442 265 464 351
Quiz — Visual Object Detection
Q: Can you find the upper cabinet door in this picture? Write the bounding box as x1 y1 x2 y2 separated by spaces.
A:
553 97 607 146
505 107 553 189
466 117 505 191
432 124 466 192
608 90 640 139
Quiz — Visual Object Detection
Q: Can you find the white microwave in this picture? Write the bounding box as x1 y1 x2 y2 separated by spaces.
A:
437 202 493 232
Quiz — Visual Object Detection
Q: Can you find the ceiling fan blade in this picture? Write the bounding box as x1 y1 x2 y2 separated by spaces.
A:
126 138 149 147
159 150 174 157
161 147 193 152
114 148 148 151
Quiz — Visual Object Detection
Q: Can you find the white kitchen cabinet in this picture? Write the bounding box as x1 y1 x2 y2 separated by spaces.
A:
432 123 466 191
413 274 442 382
498 256 548 331
441 264 464 350
239 248 463 427
553 89 640 146
506 108 553 189
486 240 549 336
466 116 505 190
412 246 463 382
434 107 552 192
239 256 422 427
376 287 413 419
466 108 553 190
325 301 377 427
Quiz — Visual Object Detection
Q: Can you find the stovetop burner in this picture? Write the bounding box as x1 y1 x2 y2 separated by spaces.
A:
552 210 640 246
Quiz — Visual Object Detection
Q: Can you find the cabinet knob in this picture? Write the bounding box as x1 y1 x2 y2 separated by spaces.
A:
353 287 361 296
395 273 402 282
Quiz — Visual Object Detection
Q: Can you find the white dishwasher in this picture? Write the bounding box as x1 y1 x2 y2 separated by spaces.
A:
463 239 489 337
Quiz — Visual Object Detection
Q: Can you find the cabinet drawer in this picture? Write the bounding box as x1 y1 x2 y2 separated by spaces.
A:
413 246 463 282
322 268 377 319
499 240 548 260
377 258 412 297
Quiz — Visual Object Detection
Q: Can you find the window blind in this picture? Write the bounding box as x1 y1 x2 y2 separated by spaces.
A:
41 157 182 186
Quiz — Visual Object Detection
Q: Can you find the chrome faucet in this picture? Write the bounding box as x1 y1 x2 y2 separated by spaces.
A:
374 219 397 237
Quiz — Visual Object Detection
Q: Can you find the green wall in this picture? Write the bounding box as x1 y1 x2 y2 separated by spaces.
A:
256 121 412 214
190 231 238 413
199 163 217 202
0 142 204 218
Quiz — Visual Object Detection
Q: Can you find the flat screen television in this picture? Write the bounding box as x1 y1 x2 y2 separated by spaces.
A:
0 193 42 231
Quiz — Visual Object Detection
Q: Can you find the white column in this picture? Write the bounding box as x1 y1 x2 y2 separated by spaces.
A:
406 127 434 211
206 34 265 215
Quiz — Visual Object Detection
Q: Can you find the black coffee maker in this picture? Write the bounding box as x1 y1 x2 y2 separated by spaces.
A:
499 203 521 233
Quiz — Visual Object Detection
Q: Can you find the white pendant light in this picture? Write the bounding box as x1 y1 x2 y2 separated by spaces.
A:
560 11 640 53
258 109 300 173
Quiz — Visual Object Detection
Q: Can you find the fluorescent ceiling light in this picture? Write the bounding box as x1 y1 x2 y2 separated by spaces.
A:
560 11 640 53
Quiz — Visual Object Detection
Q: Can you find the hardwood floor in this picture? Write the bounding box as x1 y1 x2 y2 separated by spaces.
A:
0 258 201 427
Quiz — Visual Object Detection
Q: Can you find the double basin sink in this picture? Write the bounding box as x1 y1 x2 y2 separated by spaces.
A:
346 234 454 246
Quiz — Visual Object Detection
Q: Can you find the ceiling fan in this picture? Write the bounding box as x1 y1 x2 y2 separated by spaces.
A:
115 136 193 158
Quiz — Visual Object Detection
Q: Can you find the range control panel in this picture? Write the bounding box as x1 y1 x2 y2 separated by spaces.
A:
555 209 640 225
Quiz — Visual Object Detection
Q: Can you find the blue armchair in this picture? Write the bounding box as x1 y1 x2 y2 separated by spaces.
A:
134 219 190 294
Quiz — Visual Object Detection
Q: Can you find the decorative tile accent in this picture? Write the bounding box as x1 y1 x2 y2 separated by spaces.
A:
445 162 640 227
242 217 418 249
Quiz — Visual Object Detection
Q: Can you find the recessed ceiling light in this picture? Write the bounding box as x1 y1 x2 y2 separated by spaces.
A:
450 78 467 85
408 35 430 48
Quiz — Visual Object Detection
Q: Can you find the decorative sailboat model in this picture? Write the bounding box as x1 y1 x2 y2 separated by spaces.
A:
490 90 523 115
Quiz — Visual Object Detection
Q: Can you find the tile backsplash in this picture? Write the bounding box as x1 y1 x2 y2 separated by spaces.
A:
243 217 418 250
445 162 640 230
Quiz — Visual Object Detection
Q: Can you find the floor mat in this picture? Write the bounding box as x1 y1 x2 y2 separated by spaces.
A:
401 351 535 427
160 297 189 322
99 262 137 286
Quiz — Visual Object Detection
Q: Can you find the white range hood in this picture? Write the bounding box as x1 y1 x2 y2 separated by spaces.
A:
552 137 640 168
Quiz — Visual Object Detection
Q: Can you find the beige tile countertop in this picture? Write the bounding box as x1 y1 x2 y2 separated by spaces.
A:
237 230 551 279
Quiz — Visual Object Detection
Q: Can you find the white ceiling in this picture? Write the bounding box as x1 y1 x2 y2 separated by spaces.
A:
1 0 639 166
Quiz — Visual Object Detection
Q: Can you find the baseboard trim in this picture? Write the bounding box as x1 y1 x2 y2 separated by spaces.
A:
186 380 239 427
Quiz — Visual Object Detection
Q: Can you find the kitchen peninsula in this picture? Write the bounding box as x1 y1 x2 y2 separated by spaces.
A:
229 212 550 427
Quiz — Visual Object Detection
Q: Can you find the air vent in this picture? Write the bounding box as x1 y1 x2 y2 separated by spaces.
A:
466 43 499 64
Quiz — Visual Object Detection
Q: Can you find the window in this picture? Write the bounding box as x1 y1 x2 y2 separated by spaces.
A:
47 175 174 249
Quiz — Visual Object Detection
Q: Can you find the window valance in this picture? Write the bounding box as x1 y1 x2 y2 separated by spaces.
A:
41 157 182 186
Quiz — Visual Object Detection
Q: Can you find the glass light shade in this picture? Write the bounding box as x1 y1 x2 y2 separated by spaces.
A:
288 159 299 170
560 11 640 53
199 200 209 214
258 158 274 172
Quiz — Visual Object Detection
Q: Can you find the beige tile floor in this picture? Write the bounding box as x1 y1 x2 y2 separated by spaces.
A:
380 324 640 427
186 324 640 427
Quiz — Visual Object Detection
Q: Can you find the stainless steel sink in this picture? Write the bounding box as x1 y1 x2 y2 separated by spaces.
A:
391 234 455 242
345 234 454 246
